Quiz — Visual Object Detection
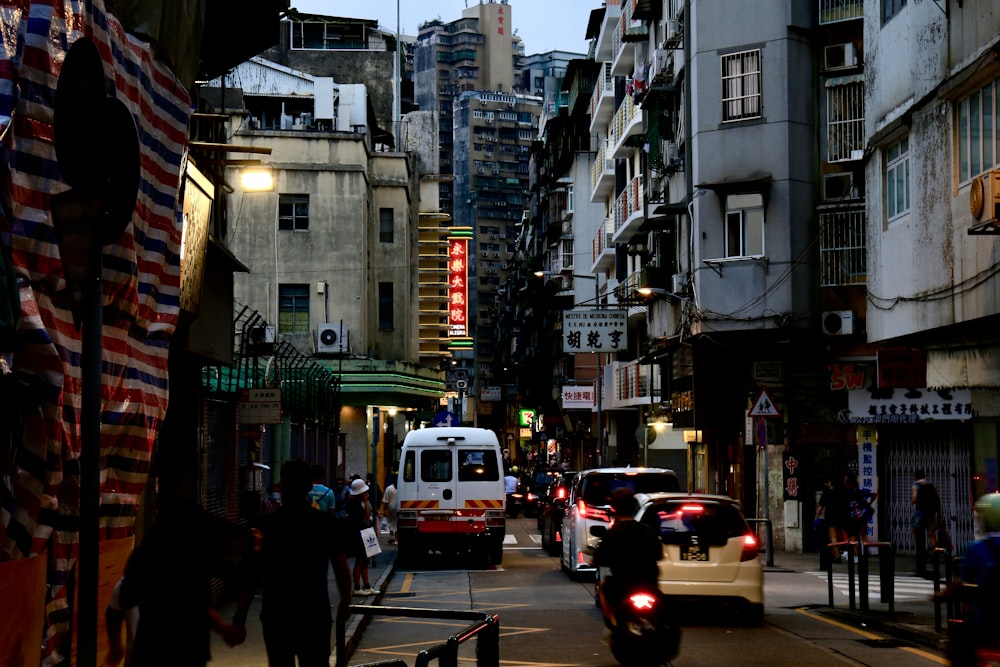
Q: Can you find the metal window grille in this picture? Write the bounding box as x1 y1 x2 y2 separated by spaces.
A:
819 0 864 24
819 208 866 286
827 81 865 162
722 50 761 122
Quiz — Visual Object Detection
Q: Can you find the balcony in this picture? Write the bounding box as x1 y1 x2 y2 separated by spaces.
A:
594 0 622 62
609 360 651 408
819 207 866 286
590 140 615 203
612 176 643 244
589 62 615 134
610 95 643 159
819 0 863 24
590 218 615 273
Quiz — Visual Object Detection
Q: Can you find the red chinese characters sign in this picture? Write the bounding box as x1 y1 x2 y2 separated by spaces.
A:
497 5 505 35
448 237 469 337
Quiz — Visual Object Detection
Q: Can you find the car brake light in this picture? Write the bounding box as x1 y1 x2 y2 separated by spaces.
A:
577 501 610 522
628 592 657 610
556 488 566 500
680 504 704 513
740 533 758 562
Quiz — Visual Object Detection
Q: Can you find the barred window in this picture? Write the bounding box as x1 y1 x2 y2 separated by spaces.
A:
278 194 309 231
721 50 761 122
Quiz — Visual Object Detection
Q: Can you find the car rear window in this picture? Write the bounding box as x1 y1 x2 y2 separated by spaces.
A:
580 472 679 506
640 500 748 547
458 449 500 482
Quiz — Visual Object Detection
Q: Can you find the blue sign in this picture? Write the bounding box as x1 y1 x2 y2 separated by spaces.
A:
433 411 458 427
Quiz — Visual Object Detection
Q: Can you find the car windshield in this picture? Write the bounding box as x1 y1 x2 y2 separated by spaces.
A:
581 472 679 506
640 500 748 547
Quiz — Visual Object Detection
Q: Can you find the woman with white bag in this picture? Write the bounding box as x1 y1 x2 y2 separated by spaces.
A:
347 478 379 596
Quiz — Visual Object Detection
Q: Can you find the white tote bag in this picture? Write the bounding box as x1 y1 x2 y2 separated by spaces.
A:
361 526 382 557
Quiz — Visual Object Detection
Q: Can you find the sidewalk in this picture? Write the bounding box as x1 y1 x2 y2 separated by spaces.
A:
769 548 951 652
209 531 399 667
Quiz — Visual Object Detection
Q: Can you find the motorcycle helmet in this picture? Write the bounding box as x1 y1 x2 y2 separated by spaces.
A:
974 493 1000 532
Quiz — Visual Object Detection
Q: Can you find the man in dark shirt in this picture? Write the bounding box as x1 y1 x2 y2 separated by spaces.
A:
593 488 663 616
253 458 353 667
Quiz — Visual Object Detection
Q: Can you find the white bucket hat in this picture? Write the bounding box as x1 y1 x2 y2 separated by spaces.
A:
350 479 370 496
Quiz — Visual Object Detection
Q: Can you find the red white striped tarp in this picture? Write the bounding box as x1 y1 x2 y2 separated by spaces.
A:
0 1 189 664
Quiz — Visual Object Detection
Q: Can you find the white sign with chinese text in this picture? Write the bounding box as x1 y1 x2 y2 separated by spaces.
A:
562 309 628 354
239 388 282 424
480 386 501 401
845 388 973 423
857 426 878 541
562 385 595 409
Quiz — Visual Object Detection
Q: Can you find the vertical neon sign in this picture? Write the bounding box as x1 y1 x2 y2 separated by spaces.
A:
448 235 469 338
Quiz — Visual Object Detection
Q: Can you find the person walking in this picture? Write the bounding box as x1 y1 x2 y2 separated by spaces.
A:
815 477 846 565
252 458 353 667
307 465 334 513
347 478 376 596
381 475 398 545
844 474 877 557
912 468 942 577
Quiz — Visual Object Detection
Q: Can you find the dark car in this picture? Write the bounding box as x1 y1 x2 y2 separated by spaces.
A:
540 471 576 554
522 467 563 518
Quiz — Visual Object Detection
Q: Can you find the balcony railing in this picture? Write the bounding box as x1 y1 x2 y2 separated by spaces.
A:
613 176 643 236
591 140 615 202
591 218 614 271
819 0 863 24
589 62 615 133
615 361 650 402
819 207 866 286
610 94 640 157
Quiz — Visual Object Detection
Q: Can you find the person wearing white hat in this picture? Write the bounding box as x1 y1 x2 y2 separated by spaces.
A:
347 478 375 595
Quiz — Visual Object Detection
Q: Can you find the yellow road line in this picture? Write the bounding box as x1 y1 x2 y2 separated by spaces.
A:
796 607 947 664
400 572 413 593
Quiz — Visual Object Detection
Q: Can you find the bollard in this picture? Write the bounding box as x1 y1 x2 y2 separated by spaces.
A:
859 544 869 612
878 543 895 614
847 540 856 610
827 544 835 607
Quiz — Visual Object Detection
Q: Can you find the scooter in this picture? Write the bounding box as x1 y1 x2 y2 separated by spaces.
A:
589 527 681 667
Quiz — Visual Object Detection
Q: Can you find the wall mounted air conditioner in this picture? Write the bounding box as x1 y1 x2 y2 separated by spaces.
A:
970 169 1000 222
666 18 680 41
250 325 276 344
824 43 857 70
822 172 857 200
317 322 349 353
665 141 680 164
821 310 854 336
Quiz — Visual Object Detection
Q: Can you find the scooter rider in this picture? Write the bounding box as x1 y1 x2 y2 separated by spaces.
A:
593 487 663 620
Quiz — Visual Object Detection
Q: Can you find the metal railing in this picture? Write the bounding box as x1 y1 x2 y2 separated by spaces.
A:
824 540 895 612
337 605 500 667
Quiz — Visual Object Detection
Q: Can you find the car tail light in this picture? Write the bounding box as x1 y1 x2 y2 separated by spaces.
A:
680 504 705 513
577 500 610 522
627 592 657 610
526 493 535 502
740 533 758 562
556 487 567 500
397 510 417 529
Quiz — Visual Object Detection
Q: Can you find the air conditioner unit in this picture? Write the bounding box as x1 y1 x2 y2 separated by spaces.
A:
501 263 507 269
671 272 689 294
970 169 1000 222
822 172 857 200
493 252 501 258
478 168 484 174
664 141 680 164
317 322 349 352
824 43 857 70
494 170 500 175
821 310 854 336
486 118 493 123
666 18 680 40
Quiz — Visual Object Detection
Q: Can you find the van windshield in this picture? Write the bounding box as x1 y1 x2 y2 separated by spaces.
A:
581 472 679 506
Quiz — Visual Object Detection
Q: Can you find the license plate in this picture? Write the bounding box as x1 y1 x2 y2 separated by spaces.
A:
680 544 709 562
424 514 448 521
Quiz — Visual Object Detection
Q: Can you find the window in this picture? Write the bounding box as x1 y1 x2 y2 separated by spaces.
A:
458 449 500 481
883 0 906 24
378 282 394 330
420 450 452 483
827 80 865 162
958 80 997 184
278 284 309 334
721 50 761 122
724 193 764 258
819 208 867 286
885 136 910 220
278 194 309 231
402 450 415 483
379 207 394 243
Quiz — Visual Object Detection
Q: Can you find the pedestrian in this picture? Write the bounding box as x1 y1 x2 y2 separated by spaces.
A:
252 458 353 667
109 490 256 667
347 477 376 596
815 477 846 565
333 477 349 521
381 475 398 545
912 468 942 577
261 483 282 517
844 474 876 555
307 465 334 513
941 493 1000 667
504 469 518 495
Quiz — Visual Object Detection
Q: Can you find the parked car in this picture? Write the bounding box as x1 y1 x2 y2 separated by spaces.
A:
540 471 576 554
560 467 680 578
633 492 764 624
522 467 562 518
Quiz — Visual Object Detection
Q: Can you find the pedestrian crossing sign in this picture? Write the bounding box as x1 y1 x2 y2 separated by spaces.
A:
749 388 780 418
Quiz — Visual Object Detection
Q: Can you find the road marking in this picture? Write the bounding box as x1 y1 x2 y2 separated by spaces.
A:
796 607 948 664
400 572 413 593
804 571 937 600
504 534 517 544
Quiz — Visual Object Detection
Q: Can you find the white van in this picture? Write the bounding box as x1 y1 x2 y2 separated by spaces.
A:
396 427 506 566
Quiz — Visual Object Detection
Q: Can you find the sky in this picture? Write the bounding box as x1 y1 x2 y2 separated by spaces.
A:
289 0 596 56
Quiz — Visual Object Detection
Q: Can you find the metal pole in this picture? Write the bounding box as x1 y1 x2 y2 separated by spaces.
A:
77 251 103 667
596 352 603 466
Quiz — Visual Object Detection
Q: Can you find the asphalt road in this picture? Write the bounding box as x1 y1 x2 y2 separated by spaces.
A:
349 517 950 667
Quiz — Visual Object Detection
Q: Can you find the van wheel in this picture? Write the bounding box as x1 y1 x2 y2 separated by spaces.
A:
490 540 503 566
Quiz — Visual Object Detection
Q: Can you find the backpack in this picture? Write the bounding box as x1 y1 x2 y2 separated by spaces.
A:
916 481 941 516
850 490 873 521
311 488 331 511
